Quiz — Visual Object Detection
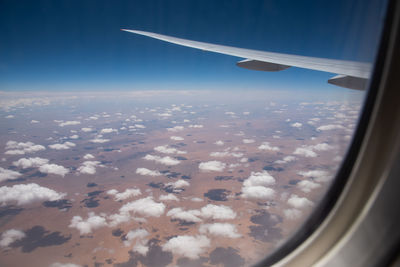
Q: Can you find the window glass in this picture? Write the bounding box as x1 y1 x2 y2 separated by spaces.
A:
0 0 387 266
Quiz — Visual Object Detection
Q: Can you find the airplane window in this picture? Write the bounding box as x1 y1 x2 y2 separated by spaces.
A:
0 0 388 266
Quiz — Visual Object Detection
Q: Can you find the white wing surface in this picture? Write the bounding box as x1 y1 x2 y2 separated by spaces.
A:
122 29 371 90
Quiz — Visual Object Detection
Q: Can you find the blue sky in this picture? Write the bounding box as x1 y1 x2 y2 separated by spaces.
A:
0 0 387 92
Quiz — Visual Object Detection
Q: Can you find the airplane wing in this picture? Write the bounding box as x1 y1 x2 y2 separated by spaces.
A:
121 29 372 90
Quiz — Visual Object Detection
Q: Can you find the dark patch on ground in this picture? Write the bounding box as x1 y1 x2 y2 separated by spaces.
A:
179 227 188 231
29 171 48 178
175 156 187 161
148 182 163 189
103 148 118 152
249 210 282 243
87 190 103 197
248 157 258 162
181 175 191 180
176 142 187 147
238 170 244 173
84 146 95 150
114 238 172 267
95 262 104 267
289 179 300 185
209 247 245 267
100 160 112 165
42 199 72 210
87 182 98 187
82 198 100 208
166 172 181 178
11 226 71 253
215 176 234 181
171 219 196 226
64 253 72 258
0 207 23 218
106 259 113 264
263 166 284 172
204 189 231 201
177 257 209 267
196 141 206 144
112 229 123 237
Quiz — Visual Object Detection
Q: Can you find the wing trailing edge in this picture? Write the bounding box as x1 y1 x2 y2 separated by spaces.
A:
122 29 371 90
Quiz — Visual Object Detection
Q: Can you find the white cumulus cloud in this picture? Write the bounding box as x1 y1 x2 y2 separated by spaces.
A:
159 194 179 201
170 136 184 141
5 141 46 155
199 223 241 238
39 163 69 176
198 161 226 172
287 194 314 209
0 167 22 182
258 142 280 151
49 142 76 150
119 197 165 217
154 145 186 155
0 183 65 206
136 168 161 176
77 161 101 175
162 235 210 259
0 229 26 247
107 188 141 201
69 212 107 235
143 155 180 166
59 121 81 127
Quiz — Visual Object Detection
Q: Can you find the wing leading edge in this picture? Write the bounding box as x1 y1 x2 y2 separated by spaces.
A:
121 29 371 90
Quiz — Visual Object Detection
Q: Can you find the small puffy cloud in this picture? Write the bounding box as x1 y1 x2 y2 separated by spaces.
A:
297 180 321 193
83 154 94 160
241 186 275 200
39 163 69 176
81 127 93 132
317 124 345 131
167 126 184 132
293 147 317 158
5 115 15 119
200 204 236 220
0 183 65 206
0 229 26 247
162 235 210 259
107 188 141 201
77 161 101 175
258 142 280 151
108 212 132 227
198 161 226 172
298 170 332 183
167 208 202 223
59 121 81 127
136 168 161 176
214 140 224 146
30 120 39 124
287 194 314 209
119 197 165 217
143 155 180 166
13 157 49 169
100 128 118 134
188 124 203 128
312 143 334 151
291 122 302 128
170 136 184 141
154 145 186 155
209 151 243 158
191 197 203 202
159 194 179 201
69 134 79 139
243 171 276 187
284 208 302 220
5 141 46 155
275 155 296 164
167 180 190 189
199 223 241 238
124 229 149 255
90 138 110 143
242 139 255 144
69 212 107 235
49 142 76 150
0 167 22 182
